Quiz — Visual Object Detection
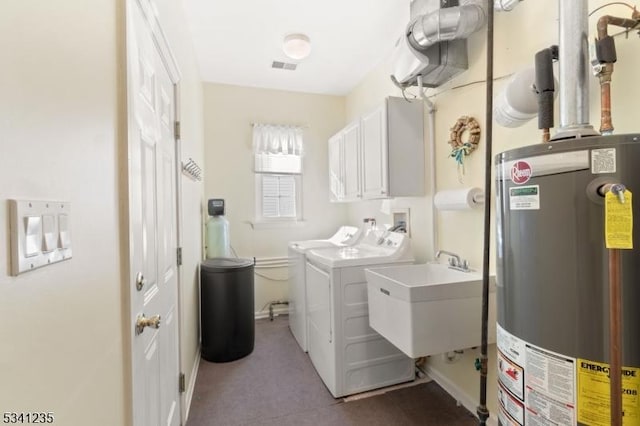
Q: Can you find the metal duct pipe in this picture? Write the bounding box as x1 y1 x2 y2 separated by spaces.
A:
555 0 598 139
407 0 487 50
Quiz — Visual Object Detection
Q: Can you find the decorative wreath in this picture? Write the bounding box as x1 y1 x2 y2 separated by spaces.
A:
448 116 481 178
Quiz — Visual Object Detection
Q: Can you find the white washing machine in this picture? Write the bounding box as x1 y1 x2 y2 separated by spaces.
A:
288 226 361 352
305 231 415 398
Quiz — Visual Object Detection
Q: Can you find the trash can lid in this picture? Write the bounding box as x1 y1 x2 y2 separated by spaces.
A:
202 257 254 272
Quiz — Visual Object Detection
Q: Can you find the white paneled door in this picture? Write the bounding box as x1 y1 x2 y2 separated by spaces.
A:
127 1 181 425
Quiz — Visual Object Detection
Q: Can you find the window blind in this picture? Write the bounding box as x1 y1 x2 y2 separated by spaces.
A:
261 175 296 217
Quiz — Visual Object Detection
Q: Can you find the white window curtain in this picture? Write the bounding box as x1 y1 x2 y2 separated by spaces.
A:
253 124 304 173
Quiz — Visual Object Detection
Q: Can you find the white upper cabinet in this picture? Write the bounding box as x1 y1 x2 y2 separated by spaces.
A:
361 104 388 199
328 97 424 202
328 120 361 202
342 121 361 201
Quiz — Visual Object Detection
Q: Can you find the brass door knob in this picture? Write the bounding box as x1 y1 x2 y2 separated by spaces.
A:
135 314 161 335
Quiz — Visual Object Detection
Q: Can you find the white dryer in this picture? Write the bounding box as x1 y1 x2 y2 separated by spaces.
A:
305 231 415 398
288 226 361 352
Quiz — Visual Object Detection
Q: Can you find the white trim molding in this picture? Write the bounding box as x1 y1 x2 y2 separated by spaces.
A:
182 346 201 423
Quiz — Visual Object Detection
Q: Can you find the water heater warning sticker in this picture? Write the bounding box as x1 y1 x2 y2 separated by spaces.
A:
498 350 525 400
577 359 640 426
497 324 577 425
499 382 525 425
591 148 617 174
509 185 540 210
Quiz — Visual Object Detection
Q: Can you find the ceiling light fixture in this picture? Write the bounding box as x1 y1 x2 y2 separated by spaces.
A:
282 33 311 60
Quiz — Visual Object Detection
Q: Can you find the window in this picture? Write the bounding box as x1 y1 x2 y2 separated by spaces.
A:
253 124 304 223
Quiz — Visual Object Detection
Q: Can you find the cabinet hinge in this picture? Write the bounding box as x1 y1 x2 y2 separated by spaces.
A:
174 121 181 140
179 372 186 393
177 247 183 266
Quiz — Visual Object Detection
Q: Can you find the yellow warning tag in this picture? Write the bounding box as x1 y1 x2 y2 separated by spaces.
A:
605 190 633 249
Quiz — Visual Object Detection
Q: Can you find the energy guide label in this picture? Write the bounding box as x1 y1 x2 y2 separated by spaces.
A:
497 324 576 426
509 185 540 210
577 359 640 426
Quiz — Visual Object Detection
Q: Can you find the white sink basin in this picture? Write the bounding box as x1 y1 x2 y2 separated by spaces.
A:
367 263 493 301
365 263 496 358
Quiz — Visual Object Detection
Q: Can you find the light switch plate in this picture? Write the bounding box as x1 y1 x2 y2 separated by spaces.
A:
9 200 72 276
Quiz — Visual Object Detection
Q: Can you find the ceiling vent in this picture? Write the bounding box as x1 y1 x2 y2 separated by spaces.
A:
272 61 297 71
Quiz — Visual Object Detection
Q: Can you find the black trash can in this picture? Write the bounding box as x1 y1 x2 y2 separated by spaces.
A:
200 257 255 362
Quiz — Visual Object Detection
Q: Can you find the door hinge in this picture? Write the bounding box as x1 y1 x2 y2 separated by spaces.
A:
179 372 186 393
177 247 183 266
174 121 181 140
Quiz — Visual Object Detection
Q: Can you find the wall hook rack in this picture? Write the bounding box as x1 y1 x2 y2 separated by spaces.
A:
182 158 202 181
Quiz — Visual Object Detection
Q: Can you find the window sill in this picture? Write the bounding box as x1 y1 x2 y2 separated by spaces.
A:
248 220 307 230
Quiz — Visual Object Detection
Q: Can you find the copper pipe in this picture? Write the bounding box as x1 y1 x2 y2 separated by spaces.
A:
597 15 640 40
609 248 623 426
542 128 550 143
600 72 614 134
596 15 640 134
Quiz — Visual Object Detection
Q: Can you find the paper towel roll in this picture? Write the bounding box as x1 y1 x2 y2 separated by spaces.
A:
434 187 484 210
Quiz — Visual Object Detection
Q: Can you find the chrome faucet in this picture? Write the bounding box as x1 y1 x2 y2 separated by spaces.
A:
435 250 470 271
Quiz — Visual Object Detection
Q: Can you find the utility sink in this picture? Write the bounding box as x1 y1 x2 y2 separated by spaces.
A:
365 263 496 358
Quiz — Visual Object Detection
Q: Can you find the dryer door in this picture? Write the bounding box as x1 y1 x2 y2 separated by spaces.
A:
306 262 337 396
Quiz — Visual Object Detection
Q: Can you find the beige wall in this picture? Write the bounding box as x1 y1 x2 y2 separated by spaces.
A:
0 1 203 425
0 1 126 424
344 0 640 421
202 83 348 314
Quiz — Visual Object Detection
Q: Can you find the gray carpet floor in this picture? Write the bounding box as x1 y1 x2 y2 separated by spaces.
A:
187 316 477 426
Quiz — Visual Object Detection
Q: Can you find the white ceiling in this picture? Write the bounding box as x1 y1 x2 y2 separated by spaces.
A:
181 0 411 95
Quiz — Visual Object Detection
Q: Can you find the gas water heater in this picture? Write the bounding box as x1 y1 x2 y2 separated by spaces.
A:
495 135 640 425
